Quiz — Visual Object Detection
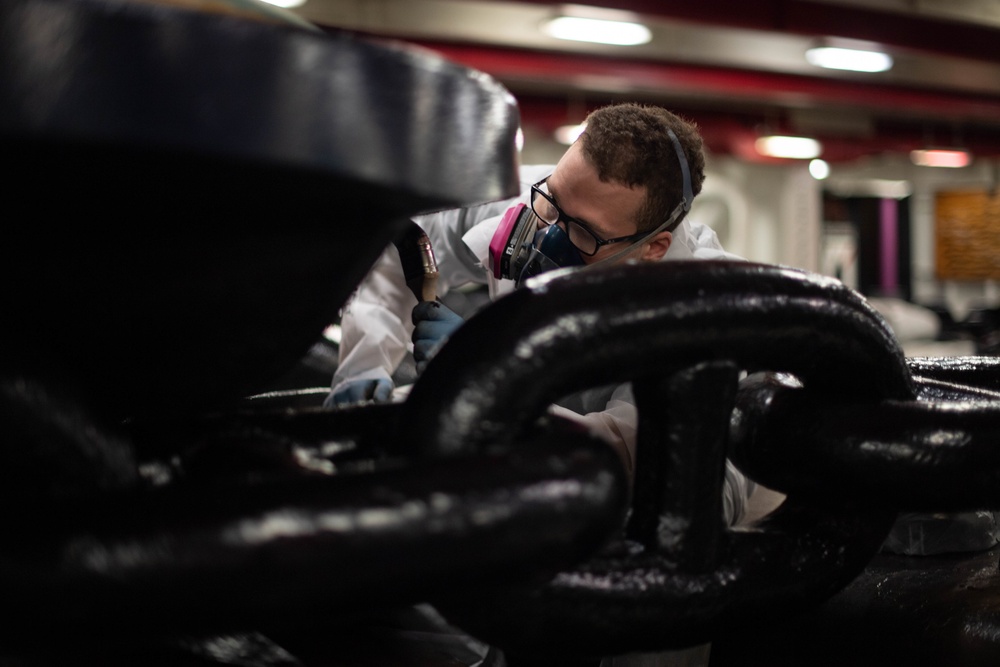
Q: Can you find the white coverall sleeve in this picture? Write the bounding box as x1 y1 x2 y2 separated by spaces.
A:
332 206 501 395
330 247 416 395
333 164 555 394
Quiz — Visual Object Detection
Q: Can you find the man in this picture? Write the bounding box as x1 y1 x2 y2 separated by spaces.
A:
327 102 754 525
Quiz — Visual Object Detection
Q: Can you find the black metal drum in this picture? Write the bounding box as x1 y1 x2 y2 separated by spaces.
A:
0 0 520 421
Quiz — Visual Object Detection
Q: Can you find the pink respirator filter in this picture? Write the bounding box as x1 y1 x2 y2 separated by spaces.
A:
488 203 527 279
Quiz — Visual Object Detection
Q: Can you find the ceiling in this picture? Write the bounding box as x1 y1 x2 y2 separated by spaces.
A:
289 0 1000 165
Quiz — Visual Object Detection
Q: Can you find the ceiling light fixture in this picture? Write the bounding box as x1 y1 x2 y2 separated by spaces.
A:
542 6 651 46
257 0 307 8
809 159 831 180
755 135 823 160
910 148 971 168
805 41 893 73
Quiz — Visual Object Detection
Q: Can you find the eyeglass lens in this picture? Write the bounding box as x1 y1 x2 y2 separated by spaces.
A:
532 185 600 255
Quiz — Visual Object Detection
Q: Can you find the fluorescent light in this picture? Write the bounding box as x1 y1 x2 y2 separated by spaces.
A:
542 16 651 46
554 123 587 145
755 135 823 159
806 46 892 73
809 159 830 180
258 0 307 7
910 149 971 168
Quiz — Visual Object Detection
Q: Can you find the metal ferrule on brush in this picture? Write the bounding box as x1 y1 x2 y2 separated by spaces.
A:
417 234 438 277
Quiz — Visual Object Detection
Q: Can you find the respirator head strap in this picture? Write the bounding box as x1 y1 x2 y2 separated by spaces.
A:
669 127 695 218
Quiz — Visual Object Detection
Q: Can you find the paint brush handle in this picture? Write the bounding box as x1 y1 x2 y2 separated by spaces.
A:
392 220 439 302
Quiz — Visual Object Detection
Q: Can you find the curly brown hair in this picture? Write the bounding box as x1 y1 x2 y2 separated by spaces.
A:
578 103 706 233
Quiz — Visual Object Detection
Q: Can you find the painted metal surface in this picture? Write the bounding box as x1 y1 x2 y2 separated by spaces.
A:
407 261 907 658
0 0 520 421
5 3 1000 661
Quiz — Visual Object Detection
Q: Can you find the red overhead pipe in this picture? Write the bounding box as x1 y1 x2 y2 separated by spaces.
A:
421 42 1000 124
414 42 1000 161
461 0 1000 64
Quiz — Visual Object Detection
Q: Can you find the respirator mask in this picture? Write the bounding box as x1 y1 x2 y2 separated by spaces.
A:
488 203 584 288
488 128 694 288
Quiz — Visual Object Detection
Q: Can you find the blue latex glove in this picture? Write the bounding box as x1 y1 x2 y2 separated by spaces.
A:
412 300 465 374
323 377 394 407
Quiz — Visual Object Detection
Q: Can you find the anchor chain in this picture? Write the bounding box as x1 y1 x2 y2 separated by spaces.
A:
6 261 1000 663
404 261 929 658
0 402 626 646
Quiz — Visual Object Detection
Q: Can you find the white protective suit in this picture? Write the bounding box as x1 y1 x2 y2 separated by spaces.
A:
333 164 756 524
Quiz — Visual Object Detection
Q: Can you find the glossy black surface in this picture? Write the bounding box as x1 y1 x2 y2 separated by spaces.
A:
731 370 1000 510
712 545 1000 666
405 260 915 457
0 0 520 421
408 261 905 658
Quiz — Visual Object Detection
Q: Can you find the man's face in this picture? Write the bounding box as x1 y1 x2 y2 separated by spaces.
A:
543 142 650 265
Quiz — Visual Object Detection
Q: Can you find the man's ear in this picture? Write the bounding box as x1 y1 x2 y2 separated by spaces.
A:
640 230 672 262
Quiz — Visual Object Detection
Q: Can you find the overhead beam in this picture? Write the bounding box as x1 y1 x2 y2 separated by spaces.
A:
420 42 1000 125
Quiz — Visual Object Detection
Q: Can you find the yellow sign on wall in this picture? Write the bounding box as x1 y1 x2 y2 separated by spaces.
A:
935 190 1000 280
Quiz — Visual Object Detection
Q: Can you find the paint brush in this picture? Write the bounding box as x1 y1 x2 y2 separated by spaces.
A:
392 220 439 302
